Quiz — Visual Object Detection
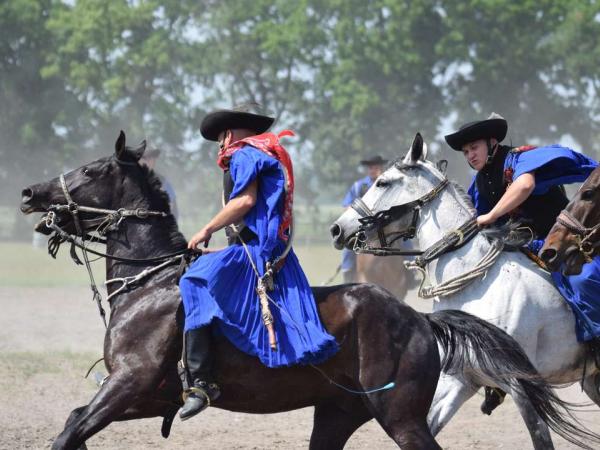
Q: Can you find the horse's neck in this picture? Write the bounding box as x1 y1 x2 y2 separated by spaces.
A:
417 184 492 283
105 213 186 282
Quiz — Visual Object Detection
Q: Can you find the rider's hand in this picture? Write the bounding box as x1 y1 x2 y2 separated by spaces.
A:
476 213 496 227
188 227 212 251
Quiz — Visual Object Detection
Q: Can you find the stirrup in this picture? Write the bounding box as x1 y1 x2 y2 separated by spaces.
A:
182 386 211 405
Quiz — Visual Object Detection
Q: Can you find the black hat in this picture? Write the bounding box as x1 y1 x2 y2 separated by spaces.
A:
444 112 508 151
200 103 275 141
359 155 388 166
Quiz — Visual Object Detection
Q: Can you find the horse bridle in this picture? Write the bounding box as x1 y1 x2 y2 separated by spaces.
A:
351 166 450 255
556 209 600 262
41 157 189 328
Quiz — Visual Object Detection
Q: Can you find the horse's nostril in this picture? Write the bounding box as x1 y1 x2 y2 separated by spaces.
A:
21 188 33 204
540 248 557 263
330 223 342 240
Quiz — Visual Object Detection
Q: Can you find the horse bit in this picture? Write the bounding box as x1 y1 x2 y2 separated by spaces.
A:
556 209 600 263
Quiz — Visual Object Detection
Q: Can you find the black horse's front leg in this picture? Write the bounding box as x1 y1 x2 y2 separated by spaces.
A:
51 373 148 450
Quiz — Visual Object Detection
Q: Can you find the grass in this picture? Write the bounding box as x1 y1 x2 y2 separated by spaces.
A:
0 240 344 287
0 350 99 381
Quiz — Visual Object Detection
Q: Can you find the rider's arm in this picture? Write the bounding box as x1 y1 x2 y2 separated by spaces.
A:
477 172 536 226
188 180 258 249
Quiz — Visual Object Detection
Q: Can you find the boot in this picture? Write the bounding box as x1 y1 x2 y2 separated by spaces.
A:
179 327 220 421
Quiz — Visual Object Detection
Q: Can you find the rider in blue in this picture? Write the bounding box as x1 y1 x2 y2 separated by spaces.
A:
341 155 387 282
178 104 338 420
445 113 600 368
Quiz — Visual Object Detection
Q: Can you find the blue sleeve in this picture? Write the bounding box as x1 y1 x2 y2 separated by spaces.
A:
229 145 281 200
468 176 491 215
509 145 598 195
342 183 357 207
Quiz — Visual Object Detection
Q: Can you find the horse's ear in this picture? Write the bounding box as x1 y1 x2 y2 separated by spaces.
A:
115 130 126 157
436 159 448 175
403 132 427 164
131 140 147 161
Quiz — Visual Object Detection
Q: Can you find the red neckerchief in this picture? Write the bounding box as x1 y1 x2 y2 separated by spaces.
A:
217 130 295 240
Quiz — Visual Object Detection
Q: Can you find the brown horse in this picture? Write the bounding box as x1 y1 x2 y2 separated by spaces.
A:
20 132 587 450
541 165 600 274
355 253 412 299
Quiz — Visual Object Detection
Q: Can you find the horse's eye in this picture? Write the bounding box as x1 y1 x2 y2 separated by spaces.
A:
82 167 91 176
581 189 595 200
376 179 389 188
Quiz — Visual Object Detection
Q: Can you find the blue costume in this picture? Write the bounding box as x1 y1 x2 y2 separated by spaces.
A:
179 145 338 367
341 176 373 272
468 144 600 342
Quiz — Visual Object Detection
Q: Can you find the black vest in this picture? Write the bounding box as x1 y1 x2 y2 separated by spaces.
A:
223 169 258 245
475 145 568 238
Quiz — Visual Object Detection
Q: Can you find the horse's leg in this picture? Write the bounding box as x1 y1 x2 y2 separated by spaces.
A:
366 368 441 450
56 406 88 450
115 398 180 438
51 373 149 450
427 373 478 435
508 389 554 450
582 370 600 406
308 402 371 450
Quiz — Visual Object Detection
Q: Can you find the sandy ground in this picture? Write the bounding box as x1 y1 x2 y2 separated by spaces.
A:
1 286 600 449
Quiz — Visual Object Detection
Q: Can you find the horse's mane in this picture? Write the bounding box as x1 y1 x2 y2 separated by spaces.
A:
449 181 477 216
138 164 172 214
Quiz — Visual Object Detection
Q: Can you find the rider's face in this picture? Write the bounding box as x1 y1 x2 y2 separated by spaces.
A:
366 164 384 180
217 130 232 151
462 139 490 171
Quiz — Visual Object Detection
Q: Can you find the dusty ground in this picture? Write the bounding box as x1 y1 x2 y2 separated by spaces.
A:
1 286 600 449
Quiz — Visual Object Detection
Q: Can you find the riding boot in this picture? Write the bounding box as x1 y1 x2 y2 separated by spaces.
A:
179 327 220 421
480 386 506 415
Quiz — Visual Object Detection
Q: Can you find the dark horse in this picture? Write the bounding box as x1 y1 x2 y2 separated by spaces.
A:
541 165 600 274
20 132 593 450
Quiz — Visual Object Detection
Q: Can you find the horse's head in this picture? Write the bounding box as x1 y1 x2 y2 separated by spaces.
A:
331 133 447 251
20 131 156 235
540 166 600 275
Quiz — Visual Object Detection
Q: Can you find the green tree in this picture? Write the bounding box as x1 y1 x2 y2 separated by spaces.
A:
438 1 590 150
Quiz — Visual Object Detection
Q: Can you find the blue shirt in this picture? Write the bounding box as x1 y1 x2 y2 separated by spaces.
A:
468 144 598 217
342 176 373 207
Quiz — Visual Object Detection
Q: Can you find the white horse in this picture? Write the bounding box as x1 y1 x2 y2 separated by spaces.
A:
331 133 600 449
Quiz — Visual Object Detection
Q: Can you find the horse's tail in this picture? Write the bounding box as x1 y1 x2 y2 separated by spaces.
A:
426 309 600 449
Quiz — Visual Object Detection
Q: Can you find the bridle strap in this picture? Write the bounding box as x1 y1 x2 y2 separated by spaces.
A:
556 209 600 237
556 209 600 261
46 172 180 328
353 177 449 252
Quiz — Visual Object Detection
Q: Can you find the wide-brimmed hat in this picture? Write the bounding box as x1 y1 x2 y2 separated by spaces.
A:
200 103 275 141
444 112 508 151
359 155 388 166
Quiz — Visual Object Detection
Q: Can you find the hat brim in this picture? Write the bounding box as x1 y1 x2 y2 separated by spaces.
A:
200 110 275 141
359 158 388 165
445 118 508 151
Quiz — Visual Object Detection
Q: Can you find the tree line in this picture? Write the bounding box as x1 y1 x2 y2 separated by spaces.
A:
3 0 600 222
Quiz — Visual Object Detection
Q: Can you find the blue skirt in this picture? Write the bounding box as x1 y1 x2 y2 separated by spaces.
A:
552 256 600 342
179 242 339 368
